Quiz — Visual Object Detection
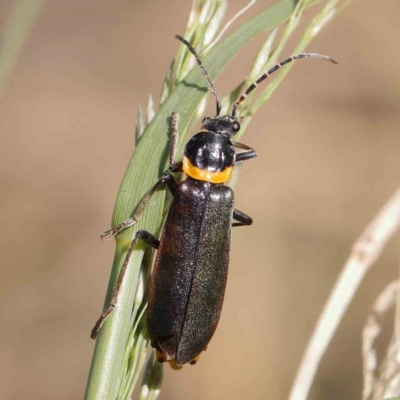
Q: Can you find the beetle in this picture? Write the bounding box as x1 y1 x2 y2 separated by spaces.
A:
91 35 337 367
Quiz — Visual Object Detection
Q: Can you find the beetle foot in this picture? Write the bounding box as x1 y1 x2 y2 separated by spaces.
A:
189 354 201 365
100 217 137 240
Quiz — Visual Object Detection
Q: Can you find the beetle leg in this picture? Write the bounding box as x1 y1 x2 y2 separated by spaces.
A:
189 354 201 365
155 350 183 370
170 161 183 173
232 208 253 227
102 112 180 240
169 112 183 172
169 112 179 166
232 141 257 164
155 349 167 363
101 173 178 240
91 230 160 339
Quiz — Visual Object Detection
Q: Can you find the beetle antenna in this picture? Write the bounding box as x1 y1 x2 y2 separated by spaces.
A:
175 35 222 116
231 53 338 117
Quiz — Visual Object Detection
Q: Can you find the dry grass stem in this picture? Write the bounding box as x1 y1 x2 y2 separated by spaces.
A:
289 188 400 400
372 336 400 399
363 281 398 400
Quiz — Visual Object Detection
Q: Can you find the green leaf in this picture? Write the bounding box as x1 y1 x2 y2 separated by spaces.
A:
84 0 322 399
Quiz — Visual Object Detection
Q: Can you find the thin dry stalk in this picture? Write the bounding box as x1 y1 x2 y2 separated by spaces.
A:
363 281 398 400
289 188 400 400
372 335 400 399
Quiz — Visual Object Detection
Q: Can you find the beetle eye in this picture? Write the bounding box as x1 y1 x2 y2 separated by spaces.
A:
233 123 240 132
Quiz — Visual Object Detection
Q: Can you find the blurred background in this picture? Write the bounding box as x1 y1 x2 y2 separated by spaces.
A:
1 0 399 399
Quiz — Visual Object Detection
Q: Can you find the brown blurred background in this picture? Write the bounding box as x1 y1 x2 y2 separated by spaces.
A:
1 1 399 399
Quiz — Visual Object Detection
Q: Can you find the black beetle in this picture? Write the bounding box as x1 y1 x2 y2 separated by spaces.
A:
91 35 337 367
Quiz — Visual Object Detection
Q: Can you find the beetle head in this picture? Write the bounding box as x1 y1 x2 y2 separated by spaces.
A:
201 115 241 138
